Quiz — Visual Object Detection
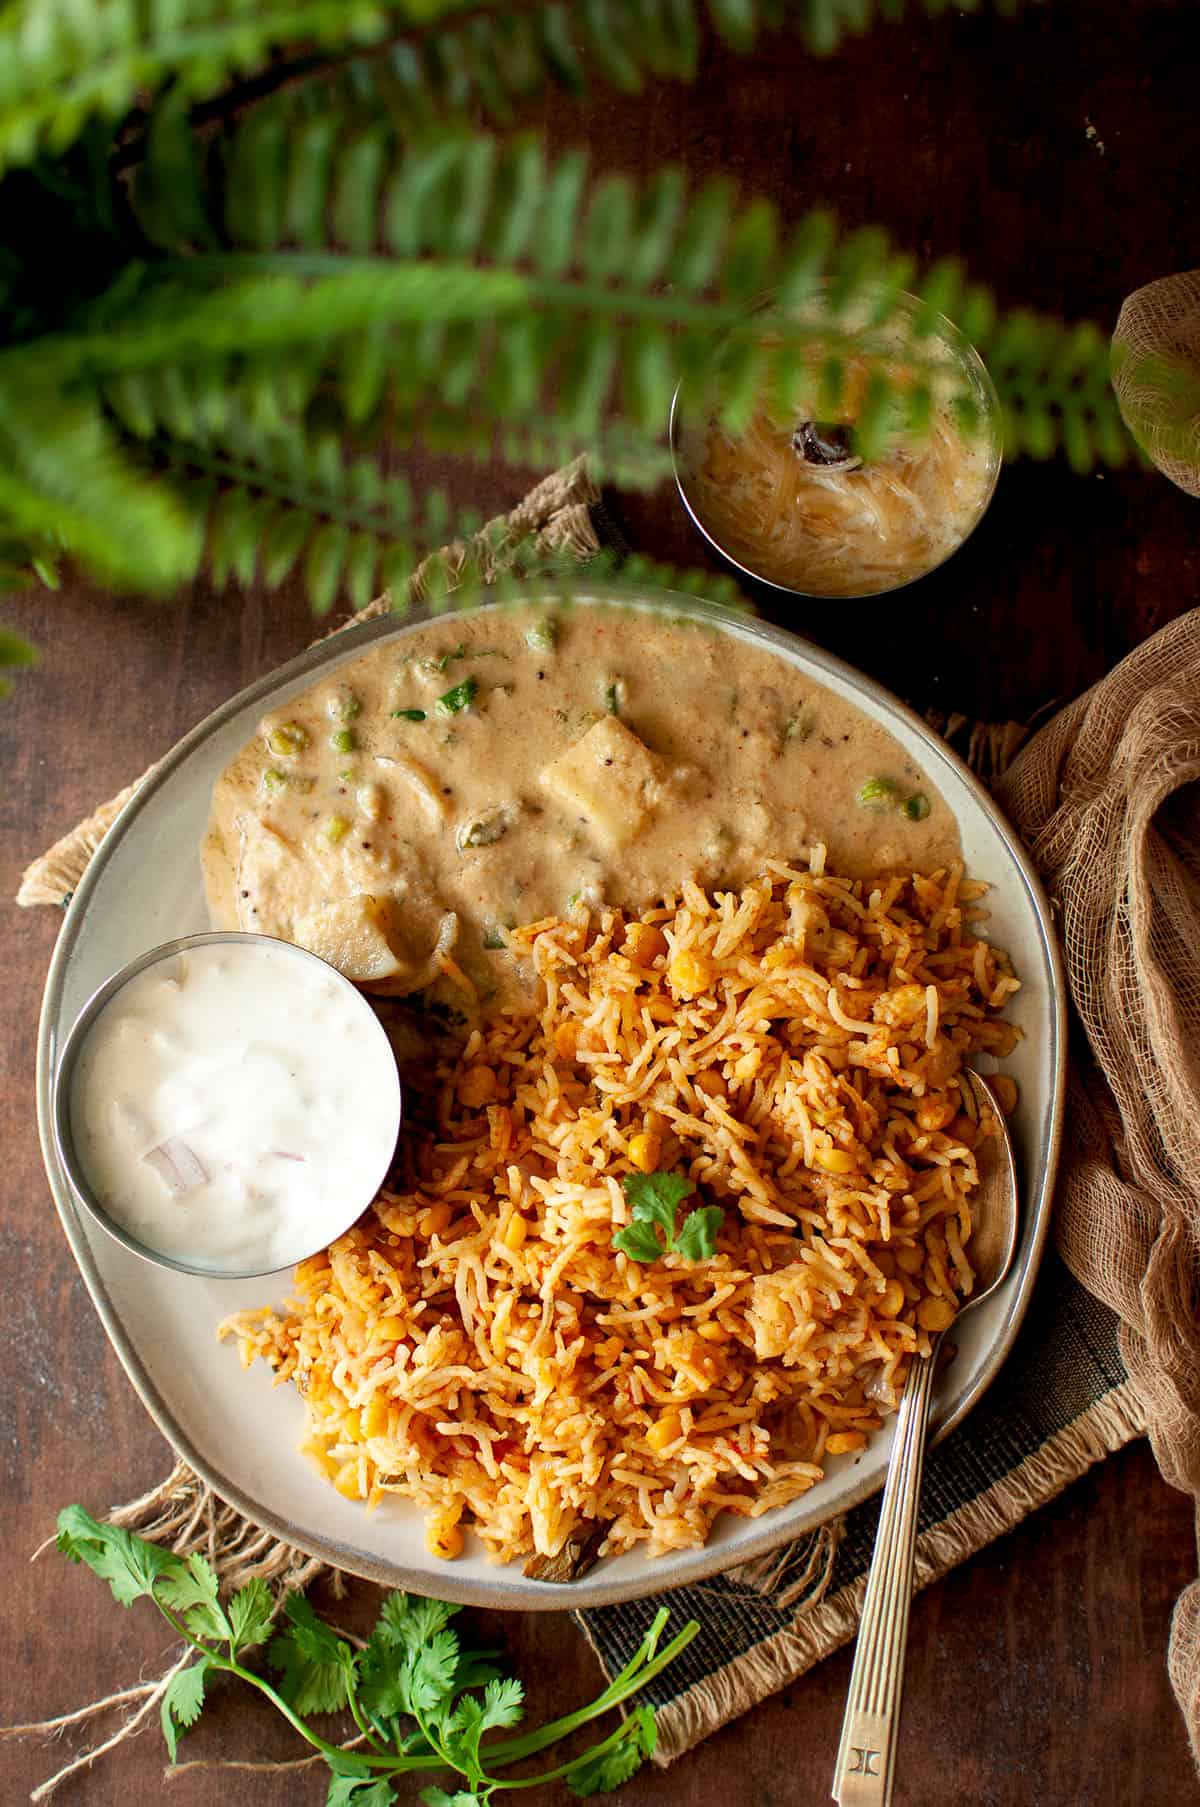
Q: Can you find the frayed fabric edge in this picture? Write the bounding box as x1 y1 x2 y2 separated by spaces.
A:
648 1380 1145 1765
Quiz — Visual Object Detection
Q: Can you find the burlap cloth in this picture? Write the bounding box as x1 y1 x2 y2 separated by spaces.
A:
1112 269 1200 497
14 457 1200 1781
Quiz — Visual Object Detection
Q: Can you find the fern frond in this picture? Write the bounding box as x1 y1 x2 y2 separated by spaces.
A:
108 0 1024 182
104 344 677 490
154 421 491 612
0 375 202 588
109 124 1137 475
991 314 1133 472
0 0 486 177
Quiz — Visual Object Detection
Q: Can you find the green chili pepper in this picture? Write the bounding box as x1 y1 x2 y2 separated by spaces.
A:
391 707 426 721
904 792 931 821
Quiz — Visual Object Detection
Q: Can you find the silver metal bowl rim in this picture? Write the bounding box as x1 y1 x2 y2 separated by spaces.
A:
35 586 1065 1611
668 289 1004 602
49 929 404 1282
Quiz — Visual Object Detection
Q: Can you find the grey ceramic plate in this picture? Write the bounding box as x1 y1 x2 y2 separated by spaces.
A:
36 588 1065 1611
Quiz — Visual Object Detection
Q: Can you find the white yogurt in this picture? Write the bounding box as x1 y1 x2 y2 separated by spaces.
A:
67 937 401 1275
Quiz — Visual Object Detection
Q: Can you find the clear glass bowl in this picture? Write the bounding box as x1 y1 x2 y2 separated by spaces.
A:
670 287 1003 600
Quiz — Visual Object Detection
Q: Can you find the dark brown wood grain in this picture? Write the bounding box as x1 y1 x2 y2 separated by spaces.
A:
3 4 1199 1802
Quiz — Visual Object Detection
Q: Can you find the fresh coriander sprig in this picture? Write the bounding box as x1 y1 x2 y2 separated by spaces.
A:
55 1506 698 1804
613 1171 724 1263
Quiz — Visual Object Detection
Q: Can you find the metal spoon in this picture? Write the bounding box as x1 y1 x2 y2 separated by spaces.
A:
832 1070 1020 1807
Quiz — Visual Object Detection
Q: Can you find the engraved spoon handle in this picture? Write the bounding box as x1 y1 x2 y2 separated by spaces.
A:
831 1341 940 1807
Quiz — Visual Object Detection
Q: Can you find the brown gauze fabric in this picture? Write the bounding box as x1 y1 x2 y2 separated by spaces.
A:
1112 269 1200 497
995 608 1200 1762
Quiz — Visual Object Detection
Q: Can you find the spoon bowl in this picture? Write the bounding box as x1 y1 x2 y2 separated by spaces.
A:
955 1069 1022 1307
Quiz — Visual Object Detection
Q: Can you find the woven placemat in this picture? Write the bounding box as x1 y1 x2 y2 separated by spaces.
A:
17 458 1142 1775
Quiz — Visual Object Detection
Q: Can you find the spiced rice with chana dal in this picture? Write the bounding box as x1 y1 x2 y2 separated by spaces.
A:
220 853 1020 1570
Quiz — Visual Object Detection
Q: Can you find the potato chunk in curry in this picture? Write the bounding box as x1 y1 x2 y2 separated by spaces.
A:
539 716 664 852
291 896 409 985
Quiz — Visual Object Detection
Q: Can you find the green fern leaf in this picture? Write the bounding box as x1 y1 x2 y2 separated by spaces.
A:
284 113 340 250
487 136 546 263
1061 411 1095 477
536 151 590 278
485 317 554 417
559 320 618 435
343 530 381 609
338 325 390 426
581 0 647 91
852 367 894 462
626 166 687 287
331 128 389 254
441 135 497 259
225 107 289 252
915 257 964 336
305 520 350 614
261 506 311 586
379 544 416 606
383 136 465 257
422 487 452 541
536 2 587 92
621 323 678 433
828 224 891 310
105 371 160 440
673 178 735 291
0 378 202 589
776 209 838 307
437 321 488 409
154 365 201 443
720 198 778 303
209 487 257 588
133 86 217 253
956 283 997 348
583 175 636 283
862 251 917 324
713 334 768 435
707 0 760 52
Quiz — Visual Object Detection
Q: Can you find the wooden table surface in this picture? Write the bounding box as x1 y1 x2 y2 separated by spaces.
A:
3 4 1198 1802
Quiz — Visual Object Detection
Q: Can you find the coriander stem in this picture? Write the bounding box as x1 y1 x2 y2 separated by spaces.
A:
345 1685 391 1757
150 1594 405 1773
487 1618 698 1767
414 1699 472 1789
488 1715 636 1790
154 1599 337 1760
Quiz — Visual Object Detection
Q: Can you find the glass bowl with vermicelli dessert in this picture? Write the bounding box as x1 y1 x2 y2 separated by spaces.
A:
671 287 1003 600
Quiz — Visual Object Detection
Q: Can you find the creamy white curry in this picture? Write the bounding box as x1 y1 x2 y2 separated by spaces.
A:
203 603 959 1004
